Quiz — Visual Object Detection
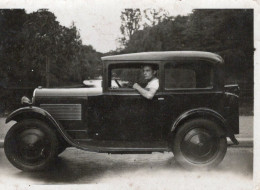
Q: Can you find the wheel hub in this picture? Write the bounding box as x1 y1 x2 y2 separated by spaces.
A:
16 128 50 163
181 128 218 163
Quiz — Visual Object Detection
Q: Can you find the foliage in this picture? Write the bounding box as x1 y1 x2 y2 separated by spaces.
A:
143 8 172 27
0 9 102 88
119 9 142 47
118 9 254 85
0 9 27 87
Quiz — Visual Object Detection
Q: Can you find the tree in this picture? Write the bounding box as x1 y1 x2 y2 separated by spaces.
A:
119 9 142 47
0 9 103 113
117 9 253 104
0 9 102 88
186 9 253 83
20 10 98 87
0 9 27 87
143 8 172 27
120 9 253 84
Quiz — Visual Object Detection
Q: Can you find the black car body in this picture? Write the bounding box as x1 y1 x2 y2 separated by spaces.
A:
4 51 239 171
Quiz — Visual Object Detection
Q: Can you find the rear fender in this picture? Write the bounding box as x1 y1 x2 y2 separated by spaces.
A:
171 108 238 145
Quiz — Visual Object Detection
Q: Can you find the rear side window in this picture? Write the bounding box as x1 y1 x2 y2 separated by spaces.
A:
164 61 214 89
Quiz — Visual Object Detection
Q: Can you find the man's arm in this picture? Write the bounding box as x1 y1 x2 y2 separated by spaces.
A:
133 83 157 100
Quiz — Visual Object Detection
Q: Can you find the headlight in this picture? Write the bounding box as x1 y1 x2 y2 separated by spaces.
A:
21 96 32 105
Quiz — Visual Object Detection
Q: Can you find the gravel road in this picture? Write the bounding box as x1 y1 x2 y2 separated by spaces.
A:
0 147 253 189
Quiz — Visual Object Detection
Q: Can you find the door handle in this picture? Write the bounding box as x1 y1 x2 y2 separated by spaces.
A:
158 97 164 101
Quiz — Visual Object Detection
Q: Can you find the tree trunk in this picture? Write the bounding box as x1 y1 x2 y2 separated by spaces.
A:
46 56 50 87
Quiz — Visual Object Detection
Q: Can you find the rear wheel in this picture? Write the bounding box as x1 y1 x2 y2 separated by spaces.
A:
173 119 227 169
4 119 59 172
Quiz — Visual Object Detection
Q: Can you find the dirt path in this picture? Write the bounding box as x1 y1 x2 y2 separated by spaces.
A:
0 147 253 189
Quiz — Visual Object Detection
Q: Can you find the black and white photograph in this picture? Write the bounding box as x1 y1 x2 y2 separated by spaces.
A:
0 0 258 189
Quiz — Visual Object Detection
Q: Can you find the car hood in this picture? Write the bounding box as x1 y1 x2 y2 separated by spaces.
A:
34 87 103 97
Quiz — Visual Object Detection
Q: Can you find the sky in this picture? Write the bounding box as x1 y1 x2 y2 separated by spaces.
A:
0 0 258 53
29 0 193 53
0 0 196 53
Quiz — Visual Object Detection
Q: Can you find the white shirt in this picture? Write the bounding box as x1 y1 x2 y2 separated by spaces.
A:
145 77 159 91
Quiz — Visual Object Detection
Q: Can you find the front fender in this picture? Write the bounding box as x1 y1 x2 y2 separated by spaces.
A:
171 108 239 145
6 106 77 147
6 106 52 124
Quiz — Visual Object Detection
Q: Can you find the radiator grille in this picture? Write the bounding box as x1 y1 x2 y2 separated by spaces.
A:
40 104 82 120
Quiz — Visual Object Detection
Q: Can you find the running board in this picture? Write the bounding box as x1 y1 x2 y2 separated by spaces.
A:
75 139 170 153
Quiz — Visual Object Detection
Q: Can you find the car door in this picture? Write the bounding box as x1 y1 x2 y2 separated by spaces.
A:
157 60 223 139
99 63 164 141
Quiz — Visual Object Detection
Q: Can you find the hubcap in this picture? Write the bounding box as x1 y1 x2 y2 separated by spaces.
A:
181 128 219 163
15 128 50 165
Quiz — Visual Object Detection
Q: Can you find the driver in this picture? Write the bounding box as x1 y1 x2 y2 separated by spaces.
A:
133 65 159 99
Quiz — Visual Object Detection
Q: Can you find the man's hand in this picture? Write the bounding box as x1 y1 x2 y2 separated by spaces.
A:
133 83 141 90
133 83 157 100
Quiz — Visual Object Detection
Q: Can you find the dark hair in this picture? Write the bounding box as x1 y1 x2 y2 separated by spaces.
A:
143 64 158 71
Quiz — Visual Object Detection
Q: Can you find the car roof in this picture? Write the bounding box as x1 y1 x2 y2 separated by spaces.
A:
101 51 223 64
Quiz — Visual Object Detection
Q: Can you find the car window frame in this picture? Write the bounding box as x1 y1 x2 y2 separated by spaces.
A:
162 60 216 92
106 61 162 93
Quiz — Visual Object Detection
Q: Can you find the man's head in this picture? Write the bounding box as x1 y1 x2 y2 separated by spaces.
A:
143 65 157 80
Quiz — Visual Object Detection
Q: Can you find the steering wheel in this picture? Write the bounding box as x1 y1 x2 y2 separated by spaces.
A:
114 79 122 88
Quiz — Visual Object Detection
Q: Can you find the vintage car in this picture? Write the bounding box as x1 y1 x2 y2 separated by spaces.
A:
4 51 239 171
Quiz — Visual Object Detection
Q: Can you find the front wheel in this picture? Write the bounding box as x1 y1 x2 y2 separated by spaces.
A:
173 119 227 169
4 119 59 172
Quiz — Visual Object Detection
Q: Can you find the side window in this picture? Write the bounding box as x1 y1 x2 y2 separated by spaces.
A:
164 61 214 90
108 64 159 90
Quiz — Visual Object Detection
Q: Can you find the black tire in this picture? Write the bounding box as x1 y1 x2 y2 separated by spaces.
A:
4 119 59 172
173 119 227 169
